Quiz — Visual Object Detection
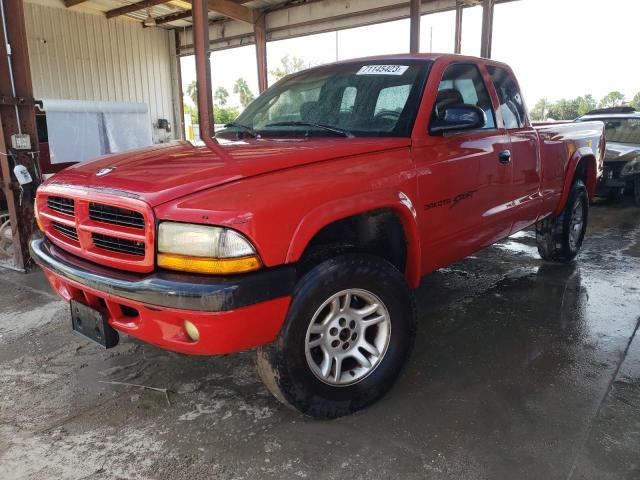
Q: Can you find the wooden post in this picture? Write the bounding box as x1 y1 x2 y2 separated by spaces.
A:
0 0 39 270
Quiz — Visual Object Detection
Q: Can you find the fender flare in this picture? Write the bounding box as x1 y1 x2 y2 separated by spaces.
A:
552 147 597 216
286 189 422 289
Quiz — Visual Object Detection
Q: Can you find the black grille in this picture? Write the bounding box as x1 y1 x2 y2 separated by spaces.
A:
92 233 145 256
52 222 78 241
47 196 75 216
89 203 145 229
605 163 625 180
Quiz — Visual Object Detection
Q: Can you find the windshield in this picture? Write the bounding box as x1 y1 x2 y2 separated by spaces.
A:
579 117 640 145
216 60 431 139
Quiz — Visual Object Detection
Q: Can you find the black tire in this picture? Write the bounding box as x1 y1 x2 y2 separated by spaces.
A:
256 254 416 419
634 176 640 207
536 179 589 263
607 187 625 203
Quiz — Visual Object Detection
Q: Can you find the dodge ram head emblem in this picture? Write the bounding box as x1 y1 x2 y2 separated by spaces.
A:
96 167 115 177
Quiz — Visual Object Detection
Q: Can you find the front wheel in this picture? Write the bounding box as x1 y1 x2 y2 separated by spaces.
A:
536 179 589 263
256 254 416 419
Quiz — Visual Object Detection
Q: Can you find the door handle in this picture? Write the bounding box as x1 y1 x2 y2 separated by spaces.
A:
498 149 512 164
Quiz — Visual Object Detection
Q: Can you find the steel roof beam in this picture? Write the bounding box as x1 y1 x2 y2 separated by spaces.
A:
106 0 171 19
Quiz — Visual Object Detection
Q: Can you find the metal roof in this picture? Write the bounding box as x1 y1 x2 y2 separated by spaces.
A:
32 0 293 29
26 0 508 53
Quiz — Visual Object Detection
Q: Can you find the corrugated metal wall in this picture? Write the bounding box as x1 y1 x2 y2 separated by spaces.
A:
24 2 178 140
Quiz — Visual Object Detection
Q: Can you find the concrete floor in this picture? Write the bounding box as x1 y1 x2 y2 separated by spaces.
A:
1 200 639 480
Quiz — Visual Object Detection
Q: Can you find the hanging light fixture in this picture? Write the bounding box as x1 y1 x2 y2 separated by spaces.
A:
143 7 156 27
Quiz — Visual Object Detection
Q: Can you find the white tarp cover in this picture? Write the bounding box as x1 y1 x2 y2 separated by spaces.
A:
43 99 152 164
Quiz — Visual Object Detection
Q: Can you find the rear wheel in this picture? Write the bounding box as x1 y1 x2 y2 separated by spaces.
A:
536 179 588 263
256 254 416 419
634 176 640 207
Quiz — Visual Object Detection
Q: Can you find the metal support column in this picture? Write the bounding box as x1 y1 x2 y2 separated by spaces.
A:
173 29 185 141
409 0 420 53
480 0 494 58
254 13 268 93
454 1 463 54
0 0 39 271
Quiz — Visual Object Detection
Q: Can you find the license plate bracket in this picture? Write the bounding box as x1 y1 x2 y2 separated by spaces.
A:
70 299 119 348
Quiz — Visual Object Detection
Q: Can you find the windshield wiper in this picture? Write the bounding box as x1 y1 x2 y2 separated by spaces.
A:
224 122 258 137
265 121 354 138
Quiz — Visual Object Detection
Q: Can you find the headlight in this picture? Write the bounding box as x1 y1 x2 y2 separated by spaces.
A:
621 158 640 176
157 222 262 274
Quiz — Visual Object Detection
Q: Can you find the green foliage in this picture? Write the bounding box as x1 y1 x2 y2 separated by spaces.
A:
548 98 581 121
186 80 198 106
599 91 625 109
214 86 229 107
576 94 597 116
269 55 309 81
213 105 239 125
530 98 551 121
532 92 633 121
233 78 255 109
183 104 238 126
184 103 198 123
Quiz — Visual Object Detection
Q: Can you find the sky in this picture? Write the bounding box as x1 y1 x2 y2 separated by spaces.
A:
180 0 640 110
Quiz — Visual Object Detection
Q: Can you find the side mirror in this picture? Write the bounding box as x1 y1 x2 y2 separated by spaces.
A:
430 104 486 134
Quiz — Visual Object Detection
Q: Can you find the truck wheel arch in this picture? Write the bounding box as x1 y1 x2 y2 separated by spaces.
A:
553 148 597 216
286 191 422 289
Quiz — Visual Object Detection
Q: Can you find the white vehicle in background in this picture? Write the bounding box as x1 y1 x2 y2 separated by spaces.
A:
577 107 640 206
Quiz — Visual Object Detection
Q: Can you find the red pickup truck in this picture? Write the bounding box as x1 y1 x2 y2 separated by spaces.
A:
31 54 604 418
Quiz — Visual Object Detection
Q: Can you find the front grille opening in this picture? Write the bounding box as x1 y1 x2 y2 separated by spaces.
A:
47 196 75 216
52 222 79 241
120 305 139 318
97 298 107 309
92 233 145 256
89 203 145 229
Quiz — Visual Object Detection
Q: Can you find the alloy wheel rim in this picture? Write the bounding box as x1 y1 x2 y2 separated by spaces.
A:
304 288 391 386
569 198 584 250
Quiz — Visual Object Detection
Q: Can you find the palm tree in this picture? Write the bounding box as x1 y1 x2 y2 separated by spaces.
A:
185 80 197 106
214 86 229 106
233 78 254 109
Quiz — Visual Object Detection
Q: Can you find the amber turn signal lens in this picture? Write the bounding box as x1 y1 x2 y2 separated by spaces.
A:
157 253 262 275
34 202 44 232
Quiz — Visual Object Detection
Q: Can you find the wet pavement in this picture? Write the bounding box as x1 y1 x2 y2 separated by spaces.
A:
0 200 639 479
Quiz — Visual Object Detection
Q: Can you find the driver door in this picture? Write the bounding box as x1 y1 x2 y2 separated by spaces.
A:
414 62 513 273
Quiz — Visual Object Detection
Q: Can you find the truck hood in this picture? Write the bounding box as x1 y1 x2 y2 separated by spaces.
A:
44 138 411 207
605 141 640 163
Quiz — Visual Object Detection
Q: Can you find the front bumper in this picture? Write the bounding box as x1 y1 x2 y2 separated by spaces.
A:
30 235 294 355
597 162 632 195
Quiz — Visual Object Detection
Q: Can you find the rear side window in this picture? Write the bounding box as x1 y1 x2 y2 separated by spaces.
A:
434 63 496 130
340 86 357 113
374 84 412 116
488 66 526 129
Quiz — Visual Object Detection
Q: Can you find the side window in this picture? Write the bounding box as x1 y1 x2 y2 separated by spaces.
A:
488 66 526 129
374 84 412 115
340 86 357 113
433 63 496 130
